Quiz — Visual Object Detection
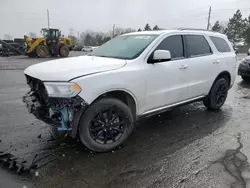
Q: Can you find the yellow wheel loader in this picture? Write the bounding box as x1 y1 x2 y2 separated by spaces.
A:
24 28 74 58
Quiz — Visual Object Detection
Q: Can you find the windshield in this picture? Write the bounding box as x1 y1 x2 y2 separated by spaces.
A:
91 34 158 59
42 30 49 39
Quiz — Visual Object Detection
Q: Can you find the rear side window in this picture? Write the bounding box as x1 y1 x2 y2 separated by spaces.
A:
185 35 212 57
209 36 231 52
156 35 184 59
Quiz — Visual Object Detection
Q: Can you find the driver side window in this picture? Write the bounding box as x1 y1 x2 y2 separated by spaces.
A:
155 35 184 59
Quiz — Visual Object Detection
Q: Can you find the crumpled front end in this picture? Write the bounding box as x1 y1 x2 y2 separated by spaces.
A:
22 75 88 137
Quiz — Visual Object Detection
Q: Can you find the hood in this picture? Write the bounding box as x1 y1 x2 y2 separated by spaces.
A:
24 56 126 81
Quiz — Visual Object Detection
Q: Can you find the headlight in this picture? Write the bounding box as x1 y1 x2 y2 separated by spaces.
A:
44 82 81 98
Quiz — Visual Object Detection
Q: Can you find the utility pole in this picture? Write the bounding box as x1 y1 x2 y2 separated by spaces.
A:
112 24 115 38
207 6 211 30
47 9 50 29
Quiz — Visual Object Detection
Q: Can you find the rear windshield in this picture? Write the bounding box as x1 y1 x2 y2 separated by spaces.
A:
209 36 231 52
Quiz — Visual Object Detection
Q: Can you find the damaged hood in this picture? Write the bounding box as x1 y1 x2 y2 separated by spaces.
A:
24 55 127 81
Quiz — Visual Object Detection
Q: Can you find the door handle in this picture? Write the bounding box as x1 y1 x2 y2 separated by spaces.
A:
213 60 220 64
179 64 188 69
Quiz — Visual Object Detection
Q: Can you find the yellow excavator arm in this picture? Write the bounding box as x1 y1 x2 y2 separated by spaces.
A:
24 35 46 54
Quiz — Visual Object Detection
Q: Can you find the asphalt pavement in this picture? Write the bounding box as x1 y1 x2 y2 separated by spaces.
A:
0 53 250 188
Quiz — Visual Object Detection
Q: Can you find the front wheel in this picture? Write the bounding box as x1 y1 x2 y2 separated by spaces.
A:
36 45 49 58
203 78 229 110
59 45 69 57
78 98 134 152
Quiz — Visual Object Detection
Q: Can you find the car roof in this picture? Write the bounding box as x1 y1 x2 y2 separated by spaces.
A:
123 29 227 38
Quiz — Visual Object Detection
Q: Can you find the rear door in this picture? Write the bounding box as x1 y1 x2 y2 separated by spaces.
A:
209 36 236 87
182 34 218 98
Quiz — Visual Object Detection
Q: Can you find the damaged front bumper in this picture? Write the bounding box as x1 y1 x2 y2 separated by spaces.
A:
23 91 88 138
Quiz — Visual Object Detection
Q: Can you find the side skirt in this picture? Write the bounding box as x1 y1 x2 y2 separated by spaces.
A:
137 96 205 120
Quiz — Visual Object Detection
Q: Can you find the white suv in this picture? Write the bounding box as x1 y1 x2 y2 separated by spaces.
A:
23 29 236 152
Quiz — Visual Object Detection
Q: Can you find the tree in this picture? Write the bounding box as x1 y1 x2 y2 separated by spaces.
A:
138 28 142 32
95 33 103 45
84 34 97 46
225 10 246 42
212 21 223 32
123 28 136 34
243 15 250 44
102 36 111 43
114 27 124 36
153 25 160 30
84 34 92 46
144 24 151 31
4 34 12 40
68 35 78 45
245 27 250 44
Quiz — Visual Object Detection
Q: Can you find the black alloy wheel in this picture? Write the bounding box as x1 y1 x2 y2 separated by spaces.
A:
89 107 126 145
79 98 134 152
213 83 227 107
203 78 229 110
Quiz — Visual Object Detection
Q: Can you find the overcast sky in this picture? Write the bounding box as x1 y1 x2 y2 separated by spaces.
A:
1 0 250 38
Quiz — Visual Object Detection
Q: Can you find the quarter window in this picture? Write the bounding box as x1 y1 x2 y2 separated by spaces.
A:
209 36 231 52
185 35 212 57
155 35 184 59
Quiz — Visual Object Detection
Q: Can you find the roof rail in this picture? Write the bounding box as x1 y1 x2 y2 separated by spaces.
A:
177 28 219 33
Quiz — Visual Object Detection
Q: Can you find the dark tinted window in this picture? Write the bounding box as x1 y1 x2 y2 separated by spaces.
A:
185 35 212 57
156 35 184 59
209 36 231 52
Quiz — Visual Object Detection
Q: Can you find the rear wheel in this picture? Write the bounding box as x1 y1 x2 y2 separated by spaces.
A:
36 45 49 58
78 98 134 152
241 76 250 82
59 45 69 57
203 78 229 110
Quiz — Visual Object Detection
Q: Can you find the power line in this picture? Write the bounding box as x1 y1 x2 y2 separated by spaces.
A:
212 8 250 12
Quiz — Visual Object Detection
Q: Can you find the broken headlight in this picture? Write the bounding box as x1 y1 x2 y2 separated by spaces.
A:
44 82 81 98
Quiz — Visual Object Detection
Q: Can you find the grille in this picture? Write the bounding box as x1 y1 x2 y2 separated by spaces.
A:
25 75 48 105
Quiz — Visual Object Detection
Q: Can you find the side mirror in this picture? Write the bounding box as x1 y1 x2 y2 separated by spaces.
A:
248 48 250 56
149 50 171 64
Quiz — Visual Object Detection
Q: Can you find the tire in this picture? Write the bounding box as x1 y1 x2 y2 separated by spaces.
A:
36 45 49 58
241 76 250 82
59 45 69 57
27 53 36 58
203 78 229 110
79 98 134 152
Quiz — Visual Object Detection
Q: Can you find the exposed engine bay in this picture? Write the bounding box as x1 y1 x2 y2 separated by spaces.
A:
23 75 87 136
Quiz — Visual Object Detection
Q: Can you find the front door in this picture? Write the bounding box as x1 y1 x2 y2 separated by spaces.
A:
143 35 190 113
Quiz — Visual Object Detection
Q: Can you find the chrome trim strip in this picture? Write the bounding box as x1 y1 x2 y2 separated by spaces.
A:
142 96 205 115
